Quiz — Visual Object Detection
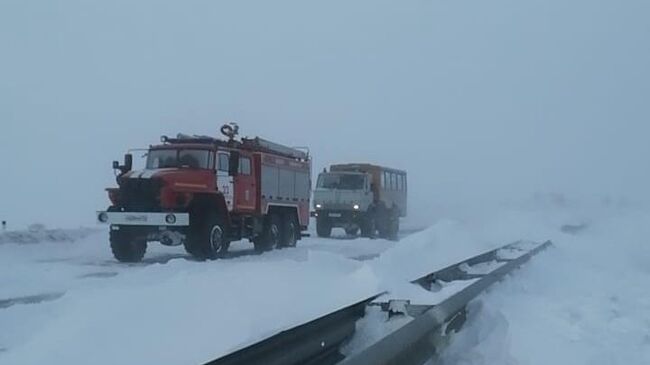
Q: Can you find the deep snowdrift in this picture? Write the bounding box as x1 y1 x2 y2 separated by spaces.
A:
3 203 647 365
0 220 492 365
439 208 650 365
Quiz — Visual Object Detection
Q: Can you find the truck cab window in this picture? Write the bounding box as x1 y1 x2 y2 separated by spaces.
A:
239 157 252 175
317 173 366 190
146 149 211 169
317 173 365 190
218 153 230 172
148 150 177 169
179 150 210 168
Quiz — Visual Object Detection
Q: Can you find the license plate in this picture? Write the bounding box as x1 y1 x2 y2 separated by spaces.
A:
328 213 342 218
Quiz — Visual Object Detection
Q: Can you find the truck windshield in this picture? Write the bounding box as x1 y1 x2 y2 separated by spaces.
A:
317 173 365 190
146 149 212 169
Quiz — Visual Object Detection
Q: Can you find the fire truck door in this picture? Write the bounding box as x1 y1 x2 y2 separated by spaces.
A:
234 154 257 211
216 152 234 211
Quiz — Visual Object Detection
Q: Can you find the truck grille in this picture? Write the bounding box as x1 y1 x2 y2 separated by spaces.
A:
118 178 162 211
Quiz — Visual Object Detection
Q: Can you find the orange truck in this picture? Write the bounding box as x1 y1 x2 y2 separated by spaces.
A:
313 164 407 240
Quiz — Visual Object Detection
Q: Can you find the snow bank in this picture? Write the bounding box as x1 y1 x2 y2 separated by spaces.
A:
370 219 499 283
0 248 380 365
0 225 98 245
6 201 642 365
439 208 650 365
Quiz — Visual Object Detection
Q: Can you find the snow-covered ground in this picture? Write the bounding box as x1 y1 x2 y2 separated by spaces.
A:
2 202 648 365
0 221 440 364
439 207 650 365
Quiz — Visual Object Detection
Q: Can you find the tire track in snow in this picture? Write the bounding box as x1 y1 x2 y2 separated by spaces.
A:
0 292 65 309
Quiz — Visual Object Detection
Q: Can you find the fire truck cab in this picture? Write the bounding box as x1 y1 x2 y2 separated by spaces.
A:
313 164 407 240
97 124 311 262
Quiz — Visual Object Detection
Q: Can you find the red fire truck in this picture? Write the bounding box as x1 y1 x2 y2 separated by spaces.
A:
97 124 312 262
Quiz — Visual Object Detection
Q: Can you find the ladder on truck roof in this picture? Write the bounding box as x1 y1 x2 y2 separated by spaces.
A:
163 131 309 161
242 137 309 161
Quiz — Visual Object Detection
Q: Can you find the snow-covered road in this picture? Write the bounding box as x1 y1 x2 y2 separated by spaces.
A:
0 222 456 365
3 204 647 365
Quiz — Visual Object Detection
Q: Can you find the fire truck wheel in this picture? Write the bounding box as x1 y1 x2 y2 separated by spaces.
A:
186 210 229 260
206 222 228 259
110 230 147 263
316 217 332 238
279 214 298 247
254 214 281 252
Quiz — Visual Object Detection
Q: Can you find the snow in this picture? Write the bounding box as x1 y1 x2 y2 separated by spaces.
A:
3 203 649 365
374 279 480 307
0 219 485 364
369 219 500 283
0 225 98 245
0 236 381 365
439 207 650 365
340 305 413 357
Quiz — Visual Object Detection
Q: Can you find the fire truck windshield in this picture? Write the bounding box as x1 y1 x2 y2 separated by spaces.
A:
146 149 212 169
317 173 366 190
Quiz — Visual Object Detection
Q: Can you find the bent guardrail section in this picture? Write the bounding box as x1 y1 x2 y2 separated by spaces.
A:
340 240 552 365
202 240 551 365
203 295 381 365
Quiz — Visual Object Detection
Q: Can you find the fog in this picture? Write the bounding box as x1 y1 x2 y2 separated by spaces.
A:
2 0 649 228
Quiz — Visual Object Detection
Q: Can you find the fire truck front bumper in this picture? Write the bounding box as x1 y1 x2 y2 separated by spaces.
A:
96 211 190 227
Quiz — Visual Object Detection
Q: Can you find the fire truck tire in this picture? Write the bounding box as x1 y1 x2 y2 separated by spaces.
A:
254 214 281 252
316 217 332 238
110 230 147 263
279 213 298 247
186 210 229 260
183 241 201 257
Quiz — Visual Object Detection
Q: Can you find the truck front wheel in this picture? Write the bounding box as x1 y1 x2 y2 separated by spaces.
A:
185 210 229 260
316 217 332 238
360 217 375 238
110 229 147 263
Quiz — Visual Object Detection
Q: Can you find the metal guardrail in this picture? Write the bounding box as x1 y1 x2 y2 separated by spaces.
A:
202 240 551 365
411 240 540 287
340 240 552 365
203 295 381 365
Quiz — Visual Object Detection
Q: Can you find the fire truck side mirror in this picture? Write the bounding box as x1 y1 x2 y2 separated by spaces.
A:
114 154 133 174
123 154 133 172
228 151 240 176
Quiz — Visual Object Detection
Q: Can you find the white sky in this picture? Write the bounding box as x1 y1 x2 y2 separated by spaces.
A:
1 0 649 228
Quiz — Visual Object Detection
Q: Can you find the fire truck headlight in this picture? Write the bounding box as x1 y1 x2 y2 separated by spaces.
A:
165 214 177 224
98 212 109 223
353 204 360 210
315 204 322 209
